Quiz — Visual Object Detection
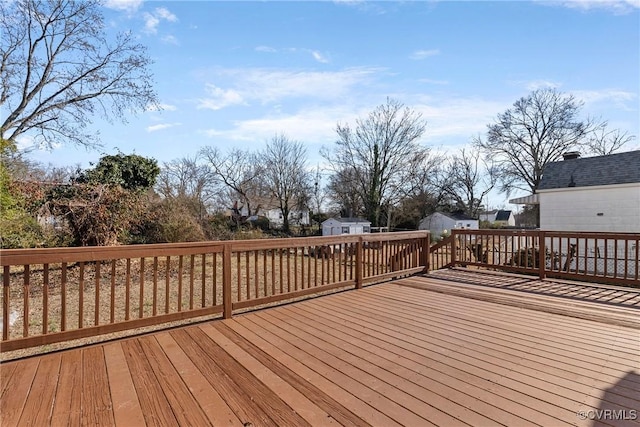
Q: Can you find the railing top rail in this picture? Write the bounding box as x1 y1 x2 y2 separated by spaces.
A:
452 229 639 238
453 229 540 236
541 231 640 238
430 235 454 252
0 231 430 266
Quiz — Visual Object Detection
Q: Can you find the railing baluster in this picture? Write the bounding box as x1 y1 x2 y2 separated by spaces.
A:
189 255 195 310
124 258 131 320
153 257 158 316
43 264 49 335
286 249 291 292
202 254 207 308
78 262 84 329
271 250 276 294
61 263 67 330
245 252 250 300
3 266 9 340
254 251 259 298
178 256 183 311
223 244 231 319
236 252 241 301
279 249 284 294
301 247 306 290
95 262 101 326
262 250 267 297
294 248 299 291
111 260 116 323
165 256 171 314
139 258 145 319
23 265 29 337
635 237 639 282
614 239 619 279
212 253 217 306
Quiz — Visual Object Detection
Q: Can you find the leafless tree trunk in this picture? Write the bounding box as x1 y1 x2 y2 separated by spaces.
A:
1 0 157 150
322 98 429 227
475 88 589 195
156 156 217 223
441 149 497 218
263 134 311 234
199 147 266 219
584 120 635 155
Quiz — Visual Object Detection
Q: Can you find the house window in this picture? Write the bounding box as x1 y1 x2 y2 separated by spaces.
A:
341 226 350 234
467 223 471 228
363 226 370 233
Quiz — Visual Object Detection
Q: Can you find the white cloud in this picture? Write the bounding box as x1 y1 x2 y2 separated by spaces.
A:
573 89 636 108
200 95 508 156
143 7 178 35
410 49 440 60
254 46 331 63
161 35 179 45
412 96 508 142
155 7 178 21
197 67 378 110
147 103 178 112
255 46 277 53
418 78 449 85
311 51 330 63
147 123 181 132
524 79 562 91
539 0 640 14
197 84 246 110
104 0 143 13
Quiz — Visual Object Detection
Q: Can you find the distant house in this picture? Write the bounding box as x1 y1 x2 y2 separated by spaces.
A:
510 151 640 232
479 209 515 227
418 211 479 237
234 199 310 228
261 207 310 228
322 218 371 236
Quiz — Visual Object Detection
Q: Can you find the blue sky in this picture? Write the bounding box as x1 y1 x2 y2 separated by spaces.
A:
23 0 640 207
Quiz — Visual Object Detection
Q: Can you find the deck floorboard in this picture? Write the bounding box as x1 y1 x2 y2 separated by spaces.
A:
1 270 638 427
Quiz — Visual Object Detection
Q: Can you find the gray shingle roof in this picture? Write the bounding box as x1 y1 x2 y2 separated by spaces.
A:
325 217 370 224
445 211 477 221
538 151 640 190
494 210 512 221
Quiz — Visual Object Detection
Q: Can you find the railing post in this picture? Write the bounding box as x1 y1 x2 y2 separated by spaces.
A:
451 231 457 267
538 230 546 280
355 236 363 289
422 234 430 273
223 243 232 319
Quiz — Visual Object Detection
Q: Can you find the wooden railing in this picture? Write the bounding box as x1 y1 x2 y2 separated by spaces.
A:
442 229 639 286
429 235 455 270
0 231 429 352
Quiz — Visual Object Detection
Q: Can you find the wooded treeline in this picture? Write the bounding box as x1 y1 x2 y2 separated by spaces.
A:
2 92 634 248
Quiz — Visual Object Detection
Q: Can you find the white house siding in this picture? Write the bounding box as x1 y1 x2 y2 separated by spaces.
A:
539 183 640 233
321 219 371 236
264 209 310 227
419 213 479 237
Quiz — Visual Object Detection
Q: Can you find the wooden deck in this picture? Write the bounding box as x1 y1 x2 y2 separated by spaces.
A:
2 271 639 426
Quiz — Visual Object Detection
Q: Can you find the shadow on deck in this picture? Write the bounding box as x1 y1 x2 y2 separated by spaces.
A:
1 270 639 426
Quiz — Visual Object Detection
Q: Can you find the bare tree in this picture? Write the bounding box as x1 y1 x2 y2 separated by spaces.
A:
475 88 590 195
326 167 363 219
584 120 635 155
322 98 429 227
263 134 311 233
441 148 497 218
310 166 326 217
199 147 266 218
156 156 217 223
0 0 157 150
